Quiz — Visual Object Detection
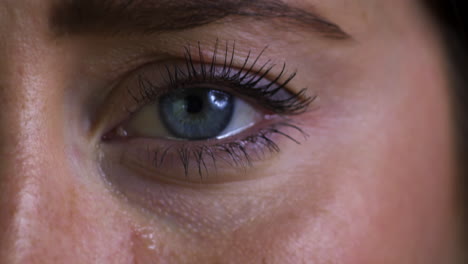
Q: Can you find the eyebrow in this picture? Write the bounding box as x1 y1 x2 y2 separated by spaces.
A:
50 0 350 39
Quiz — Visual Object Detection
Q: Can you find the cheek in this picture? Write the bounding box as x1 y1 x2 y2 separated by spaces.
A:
203 16 459 264
315 27 457 262
116 55 457 264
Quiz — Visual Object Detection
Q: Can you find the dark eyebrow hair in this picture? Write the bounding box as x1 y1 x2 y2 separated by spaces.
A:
50 0 350 39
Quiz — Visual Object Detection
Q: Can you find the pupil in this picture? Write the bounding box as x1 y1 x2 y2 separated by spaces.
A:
185 95 204 114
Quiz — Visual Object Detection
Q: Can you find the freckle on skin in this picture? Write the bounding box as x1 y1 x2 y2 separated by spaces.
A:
16 65 25 77
361 11 368 23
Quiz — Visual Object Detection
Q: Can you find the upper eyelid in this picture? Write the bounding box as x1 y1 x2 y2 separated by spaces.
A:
129 42 313 109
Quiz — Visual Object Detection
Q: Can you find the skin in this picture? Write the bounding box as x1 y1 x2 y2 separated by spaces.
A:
0 0 462 263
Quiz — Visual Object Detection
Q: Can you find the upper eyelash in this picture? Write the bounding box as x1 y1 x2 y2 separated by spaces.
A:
129 40 316 115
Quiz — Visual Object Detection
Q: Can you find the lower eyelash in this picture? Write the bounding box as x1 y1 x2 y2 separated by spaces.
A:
147 121 307 179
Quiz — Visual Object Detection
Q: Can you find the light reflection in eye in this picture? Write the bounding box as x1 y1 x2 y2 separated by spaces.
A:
210 91 230 109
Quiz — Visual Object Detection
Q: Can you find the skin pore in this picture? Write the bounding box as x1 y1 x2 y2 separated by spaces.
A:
0 0 462 263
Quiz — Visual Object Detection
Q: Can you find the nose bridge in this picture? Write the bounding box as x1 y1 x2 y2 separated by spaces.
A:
0 46 56 263
0 4 136 263
0 9 64 260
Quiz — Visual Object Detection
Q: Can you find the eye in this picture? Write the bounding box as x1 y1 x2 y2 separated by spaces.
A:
100 42 313 182
123 87 261 141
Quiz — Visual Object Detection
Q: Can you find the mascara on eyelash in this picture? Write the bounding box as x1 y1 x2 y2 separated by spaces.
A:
128 40 316 116
144 121 307 179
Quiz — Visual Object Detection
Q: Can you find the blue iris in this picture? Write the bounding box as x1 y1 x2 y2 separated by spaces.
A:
159 88 234 140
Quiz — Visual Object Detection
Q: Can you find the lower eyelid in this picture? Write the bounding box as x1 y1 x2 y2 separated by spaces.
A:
100 120 305 184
